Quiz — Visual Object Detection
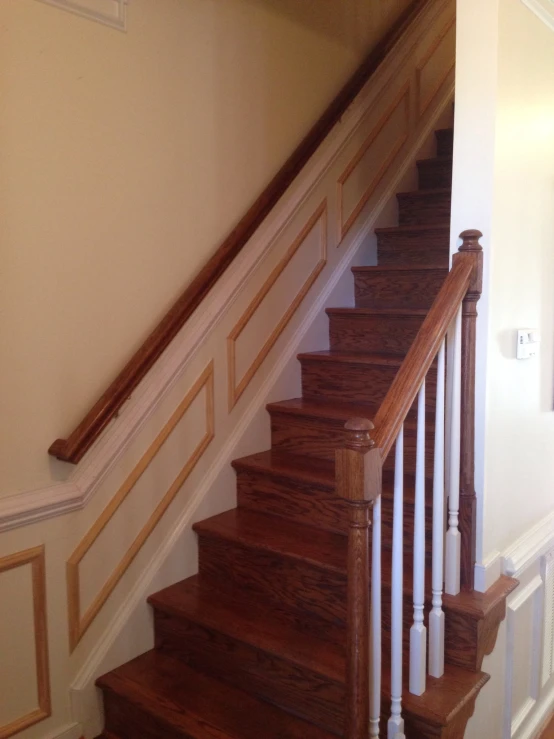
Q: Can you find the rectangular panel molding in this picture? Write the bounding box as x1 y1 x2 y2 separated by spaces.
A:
415 17 456 118
36 0 128 31
227 201 327 410
67 361 215 651
0 546 51 739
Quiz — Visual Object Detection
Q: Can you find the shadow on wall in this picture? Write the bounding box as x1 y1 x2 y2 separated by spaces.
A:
237 0 397 48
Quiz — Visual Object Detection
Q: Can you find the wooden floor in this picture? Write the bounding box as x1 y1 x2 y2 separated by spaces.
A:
540 715 554 738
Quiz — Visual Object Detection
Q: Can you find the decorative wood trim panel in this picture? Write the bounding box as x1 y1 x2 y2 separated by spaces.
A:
337 83 411 243
0 546 51 739
415 17 456 118
227 201 327 411
67 362 215 651
36 0 128 31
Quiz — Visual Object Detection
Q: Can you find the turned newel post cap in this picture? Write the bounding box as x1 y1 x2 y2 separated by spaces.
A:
459 229 483 252
344 417 375 450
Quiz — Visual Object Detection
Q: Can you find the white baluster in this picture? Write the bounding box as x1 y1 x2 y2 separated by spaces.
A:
388 425 405 739
370 493 382 738
409 381 426 695
445 307 462 596
429 341 446 677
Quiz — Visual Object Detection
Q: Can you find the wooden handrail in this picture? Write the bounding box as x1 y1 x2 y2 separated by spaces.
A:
373 231 483 461
49 0 433 464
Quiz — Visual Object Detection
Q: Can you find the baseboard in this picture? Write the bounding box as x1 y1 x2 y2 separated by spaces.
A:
517 681 554 739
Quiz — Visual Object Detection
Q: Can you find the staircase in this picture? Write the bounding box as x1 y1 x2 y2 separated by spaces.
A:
95 127 516 739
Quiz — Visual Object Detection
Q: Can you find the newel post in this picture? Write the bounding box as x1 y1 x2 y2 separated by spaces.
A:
453 230 483 591
336 418 382 739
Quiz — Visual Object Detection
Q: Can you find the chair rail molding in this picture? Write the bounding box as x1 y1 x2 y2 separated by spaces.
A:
35 0 128 31
520 0 554 31
503 509 554 578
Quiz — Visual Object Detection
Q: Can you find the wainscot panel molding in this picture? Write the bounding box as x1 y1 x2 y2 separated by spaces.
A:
0 545 51 739
67 361 215 651
520 0 554 32
415 16 456 117
0 0 454 538
36 0 128 30
495 513 554 738
227 200 328 410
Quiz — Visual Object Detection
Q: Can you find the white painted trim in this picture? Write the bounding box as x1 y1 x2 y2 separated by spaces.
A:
70 88 456 725
503 575 544 739
517 679 554 739
0 0 454 535
474 550 502 593
503 510 554 578
520 0 554 32
36 0 128 31
42 722 83 739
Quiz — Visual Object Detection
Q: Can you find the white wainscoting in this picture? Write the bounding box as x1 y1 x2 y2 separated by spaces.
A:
520 0 554 32
469 512 554 738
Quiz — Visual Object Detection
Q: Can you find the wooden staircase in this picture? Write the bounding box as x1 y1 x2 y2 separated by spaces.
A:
95 127 517 739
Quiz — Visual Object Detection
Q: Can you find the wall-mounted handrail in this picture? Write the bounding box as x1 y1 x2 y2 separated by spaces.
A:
48 0 432 465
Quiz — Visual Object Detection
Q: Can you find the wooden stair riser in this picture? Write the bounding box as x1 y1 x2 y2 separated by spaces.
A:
417 158 453 190
328 312 425 355
353 268 448 309
235 469 433 553
153 610 345 735
397 190 452 226
300 358 437 408
103 690 185 739
270 412 436 471
435 128 454 157
376 228 450 266
197 533 348 634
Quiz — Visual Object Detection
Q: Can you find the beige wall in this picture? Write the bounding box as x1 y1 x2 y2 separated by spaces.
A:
0 0 412 496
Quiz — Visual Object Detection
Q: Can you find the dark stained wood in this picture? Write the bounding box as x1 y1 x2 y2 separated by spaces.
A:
98 651 338 739
327 307 427 355
376 224 450 266
417 156 453 190
435 128 454 157
397 188 452 226
352 265 448 309
454 230 484 591
336 419 381 739
373 255 473 459
48 0 434 465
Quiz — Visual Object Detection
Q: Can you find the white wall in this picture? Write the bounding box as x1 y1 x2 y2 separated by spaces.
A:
454 0 554 735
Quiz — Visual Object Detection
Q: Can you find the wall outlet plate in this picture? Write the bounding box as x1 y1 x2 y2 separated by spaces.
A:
517 328 541 359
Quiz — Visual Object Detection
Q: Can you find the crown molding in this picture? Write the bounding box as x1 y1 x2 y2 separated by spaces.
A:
36 0 128 31
521 0 554 32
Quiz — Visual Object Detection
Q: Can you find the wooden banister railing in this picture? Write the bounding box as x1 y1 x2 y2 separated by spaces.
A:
48 0 432 465
337 230 484 738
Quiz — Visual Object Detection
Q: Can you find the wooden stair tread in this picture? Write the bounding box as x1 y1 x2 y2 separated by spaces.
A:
267 396 380 422
374 222 450 236
443 575 519 618
352 265 448 272
233 449 433 502
148 575 344 682
98 651 337 739
298 350 406 367
326 307 429 316
194 508 346 572
396 187 451 199
387 663 489 728
416 155 453 166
